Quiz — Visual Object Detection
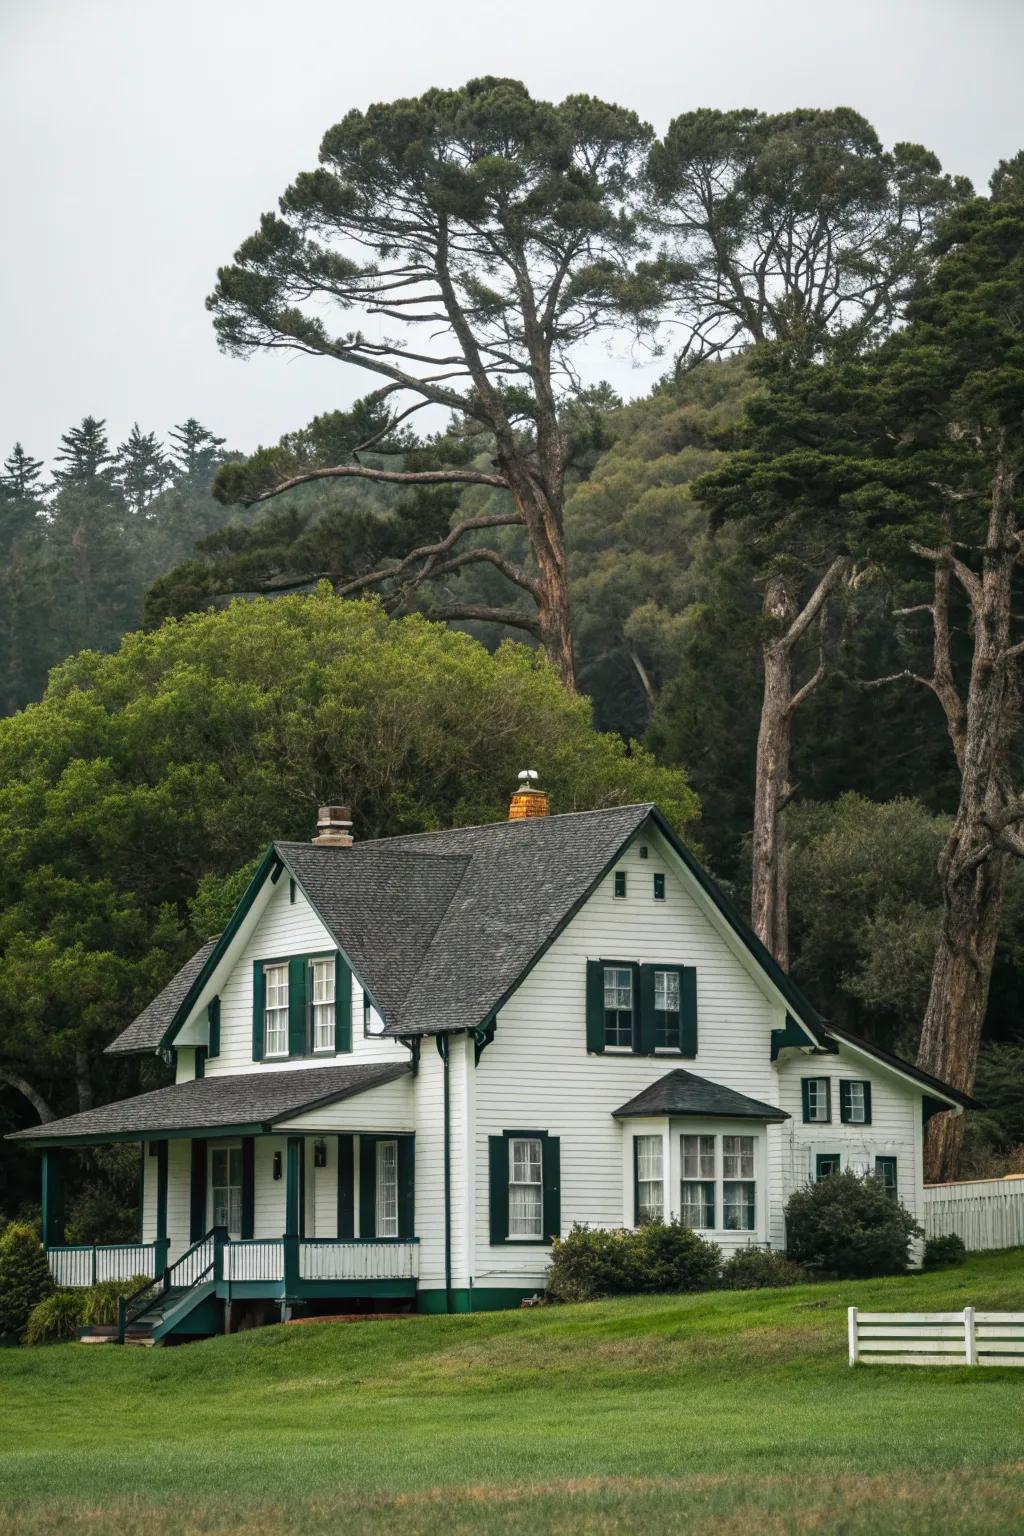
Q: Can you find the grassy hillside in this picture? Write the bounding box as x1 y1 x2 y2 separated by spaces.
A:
2 1252 1024 1535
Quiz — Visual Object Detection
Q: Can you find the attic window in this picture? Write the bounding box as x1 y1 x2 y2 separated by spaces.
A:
613 871 627 899
653 873 666 901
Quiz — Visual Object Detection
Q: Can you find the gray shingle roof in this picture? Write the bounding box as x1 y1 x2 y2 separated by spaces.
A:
280 802 655 1037
612 1068 789 1122
9 1062 410 1144
106 937 220 1056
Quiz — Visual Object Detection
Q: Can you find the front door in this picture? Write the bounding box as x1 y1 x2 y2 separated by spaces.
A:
210 1145 243 1237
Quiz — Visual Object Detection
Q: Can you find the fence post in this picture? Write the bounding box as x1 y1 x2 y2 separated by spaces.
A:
91 1243 98 1286
116 1296 126 1347
848 1306 859 1366
964 1306 977 1366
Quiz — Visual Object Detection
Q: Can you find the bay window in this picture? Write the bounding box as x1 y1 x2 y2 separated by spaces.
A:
676 1131 759 1234
722 1135 756 1231
681 1134 716 1228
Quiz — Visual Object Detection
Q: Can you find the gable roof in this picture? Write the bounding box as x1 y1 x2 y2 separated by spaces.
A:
9 1062 410 1146
107 936 220 1056
613 1068 789 1122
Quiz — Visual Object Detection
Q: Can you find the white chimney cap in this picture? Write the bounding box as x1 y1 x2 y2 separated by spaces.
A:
518 768 539 784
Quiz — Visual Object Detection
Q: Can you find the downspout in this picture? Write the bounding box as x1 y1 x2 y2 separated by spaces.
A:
437 1033 452 1314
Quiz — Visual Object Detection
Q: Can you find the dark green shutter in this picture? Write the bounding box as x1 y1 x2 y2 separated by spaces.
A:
488 1135 508 1244
542 1136 560 1242
337 1134 354 1238
240 1137 255 1238
335 953 352 1053
398 1136 415 1238
285 1137 302 1238
637 964 656 1055
862 1081 872 1124
207 996 221 1058
194 1047 206 1079
359 1136 376 1240
189 1139 207 1242
288 956 308 1057
840 1080 850 1122
252 963 265 1062
680 966 698 1057
585 960 605 1053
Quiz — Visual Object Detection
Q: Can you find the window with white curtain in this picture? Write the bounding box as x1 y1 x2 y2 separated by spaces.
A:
310 957 335 1052
635 1134 664 1223
375 1140 399 1237
722 1135 756 1230
508 1137 543 1237
603 966 634 1047
681 1134 715 1228
263 964 289 1056
677 1133 758 1233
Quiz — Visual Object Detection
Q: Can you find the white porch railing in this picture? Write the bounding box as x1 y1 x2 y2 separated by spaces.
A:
850 1307 1024 1367
299 1239 419 1282
169 1235 214 1288
923 1175 1024 1251
47 1243 159 1288
223 1240 285 1283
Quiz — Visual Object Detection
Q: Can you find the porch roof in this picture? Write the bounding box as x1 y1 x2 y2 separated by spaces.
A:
612 1068 790 1123
6 1062 411 1147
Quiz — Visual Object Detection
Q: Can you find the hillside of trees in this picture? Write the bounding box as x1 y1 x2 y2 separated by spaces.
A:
2 81 1022 1221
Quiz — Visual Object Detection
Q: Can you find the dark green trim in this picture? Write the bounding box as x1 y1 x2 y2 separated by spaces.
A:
252 961 265 1062
473 1015 497 1063
337 1135 354 1238
288 956 308 1057
637 964 656 1055
40 1149 65 1247
24 1121 270 1149
816 1152 842 1180
613 870 627 899
585 960 605 1054
440 1034 452 1312
334 952 352 1053
240 1137 255 1239
801 1076 832 1125
189 1139 208 1242
771 1014 811 1061
488 1129 560 1246
840 1079 872 1125
680 966 698 1057
417 1286 541 1314
289 877 296 904
155 1140 168 1243
207 997 221 1058
194 1047 207 1080
285 1137 302 1239
653 872 666 901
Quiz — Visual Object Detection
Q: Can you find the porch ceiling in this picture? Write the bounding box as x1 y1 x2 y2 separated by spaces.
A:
5 1062 412 1147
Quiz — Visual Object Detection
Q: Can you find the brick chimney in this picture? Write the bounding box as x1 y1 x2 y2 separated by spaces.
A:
508 769 549 821
312 804 354 847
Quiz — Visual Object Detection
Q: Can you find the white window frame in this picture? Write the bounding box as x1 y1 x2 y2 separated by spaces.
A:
508 1137 543 1239
263 963 289 1058
310 956 335 1054
635 1133 665 1224
603 965 634 1049
375 1139 399 1238
721 1134 756 1232
681 1133 716 1229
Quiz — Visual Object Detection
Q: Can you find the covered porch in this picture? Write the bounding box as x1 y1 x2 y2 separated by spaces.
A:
16 1062 420 1319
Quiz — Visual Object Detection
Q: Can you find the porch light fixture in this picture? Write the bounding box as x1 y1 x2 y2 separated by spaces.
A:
273 1151 282 1181
314 1138 327 1168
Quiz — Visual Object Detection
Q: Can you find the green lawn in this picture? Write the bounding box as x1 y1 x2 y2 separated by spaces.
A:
2 1252 1023 1535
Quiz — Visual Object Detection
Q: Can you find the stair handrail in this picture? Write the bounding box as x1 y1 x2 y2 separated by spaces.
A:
116 1227 225 1342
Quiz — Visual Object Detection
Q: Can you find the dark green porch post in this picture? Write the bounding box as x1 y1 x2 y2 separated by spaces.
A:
154 1141 169 1276
41 1149 65 1249
283 1137 302 1296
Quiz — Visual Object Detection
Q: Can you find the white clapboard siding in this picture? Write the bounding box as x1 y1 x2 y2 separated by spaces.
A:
849 1307 1024 1367
923 1177 1024 1251
472 827 786 1289
298 1240 419 1281
193 874 408 1077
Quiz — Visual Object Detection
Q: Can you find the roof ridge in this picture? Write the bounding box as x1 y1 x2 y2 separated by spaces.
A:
340 801 656 850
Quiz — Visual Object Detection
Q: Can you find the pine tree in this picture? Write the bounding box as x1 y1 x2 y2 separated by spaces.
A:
52 416 116 489
114 423 170 515
1 444 45 503
168 418 226 485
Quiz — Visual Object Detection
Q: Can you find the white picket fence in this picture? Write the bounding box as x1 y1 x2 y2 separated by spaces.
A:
849 1307 1024 1367
923 1175 1024 1251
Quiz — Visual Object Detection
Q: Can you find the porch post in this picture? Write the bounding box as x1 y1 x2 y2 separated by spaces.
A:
284 1136 302 1294
154 1141 169 1275
40 1149 65 1249
189 1138 208 1242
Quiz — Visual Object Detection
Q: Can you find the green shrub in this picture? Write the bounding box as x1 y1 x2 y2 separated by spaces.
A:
24 1290 86 1345
923 1233 968 1270
546 1221 720 1302
785 1171 921 1278
720 1247 807 1290
0 1222 53 1340
82 1275 155 1327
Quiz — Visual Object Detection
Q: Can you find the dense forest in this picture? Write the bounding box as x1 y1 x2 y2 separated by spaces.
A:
2 81 1022 1224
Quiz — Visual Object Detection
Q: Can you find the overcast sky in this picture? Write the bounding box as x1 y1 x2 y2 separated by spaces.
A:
2 0 1022 465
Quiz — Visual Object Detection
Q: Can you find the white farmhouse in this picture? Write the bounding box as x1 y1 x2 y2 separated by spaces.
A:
9 785 970 1340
